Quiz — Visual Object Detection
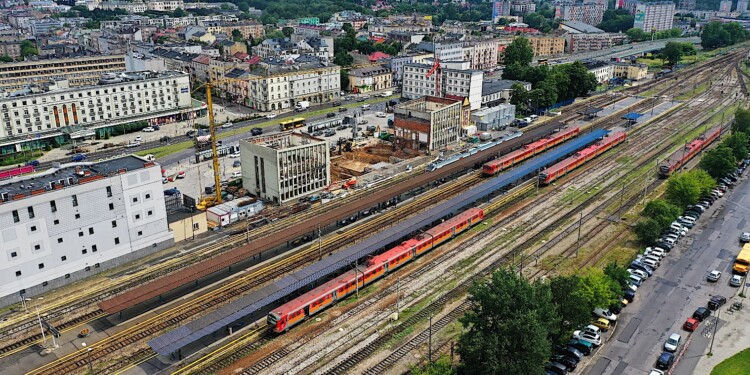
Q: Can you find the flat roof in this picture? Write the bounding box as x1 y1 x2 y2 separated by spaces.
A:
0 155 150 201
482 79 529 95
622 112 644 120
561 20 605 34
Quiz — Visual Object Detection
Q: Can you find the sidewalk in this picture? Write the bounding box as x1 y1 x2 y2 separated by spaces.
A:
691 298 749 374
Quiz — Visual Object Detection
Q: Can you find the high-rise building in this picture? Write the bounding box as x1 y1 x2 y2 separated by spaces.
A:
633 2 675 31
511 0 536 14
0 55 126 93
676 0 695 10
492 0 511 21
737 0 749 12
555 3 608 26
0 155 173 307
719 0 732 12
402 60 484 110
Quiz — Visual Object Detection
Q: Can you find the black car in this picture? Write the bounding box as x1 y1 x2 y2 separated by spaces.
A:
623 289 636 303
232 160 241 167
551 355 578 371
159 136 170 143
339 107 348 112
333 101 341 106
186 130 197 137
708 295 727 310
656 351 675 370
557 346 584 361
327 112 337 118
545 362 568 375
693 306 711 321
251 128 263 136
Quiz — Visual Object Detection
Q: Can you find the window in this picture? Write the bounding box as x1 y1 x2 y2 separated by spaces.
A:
145 193 151 199
132 196 138 203
50 200 57 212
65 274 70 279
112 220 117 228
30 226 36 232
11 252 17 258
34 244 40 250
61 256 67 261
138 231 142 236
15 271 21 277
28 207 34 219
89 227 94 235
114 237 120 245
106 186 112 197
72 195 78 206
109 203 114 210
94 263 100 268
75 214 80 219
12 210 19 223
38 263 44 269
53 219 59 225
135 214 141 220
92 245 97 252
57 238 63 243
79 232 84 237
147 210 153 216
82 249 87 254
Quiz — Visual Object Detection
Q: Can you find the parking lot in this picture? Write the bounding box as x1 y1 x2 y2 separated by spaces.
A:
584 166 750 375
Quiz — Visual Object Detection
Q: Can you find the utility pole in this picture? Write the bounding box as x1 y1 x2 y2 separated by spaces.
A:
429 315 433 364
318 223 322 261
353 261 360 298
576 212 582 258
710 308 721 354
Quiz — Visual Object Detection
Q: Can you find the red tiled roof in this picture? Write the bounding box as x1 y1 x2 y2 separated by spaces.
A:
368 51 390 61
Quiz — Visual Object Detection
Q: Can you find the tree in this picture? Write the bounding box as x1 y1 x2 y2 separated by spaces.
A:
342 22 356 37
19 40 38 58
661 42 684 66
577 268 619 310
172 7 187 17
549 275 591 345
597 8 634 32
266 30 284 39
410 354 455 375
501 62 528 81
458 268 559 375
700 145 737 179
733 108 750 134
723 132 749 160
282 26 294 38
665 170 714 207
603 262 631 293
503 37 534 66
643 199 682 228
509 83 530 114
231 29 244 42
626 28 649 42
333 52 354 67
0 54 13 62
340 70 349 90
559 62 597 99
635 218 662 245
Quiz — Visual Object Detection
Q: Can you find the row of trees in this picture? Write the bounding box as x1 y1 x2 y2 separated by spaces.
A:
412 264 629 375
333 22 402 67
701 21 749 49
660 41 697 66
597 9 634 33
625 28 683 42
502 38 597 113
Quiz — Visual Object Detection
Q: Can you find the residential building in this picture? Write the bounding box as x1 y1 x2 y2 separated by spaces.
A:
147 0 184 11
298 17 320 25
240 132 330 204
612 62 648 80
393 96 464 151
347 65 393 93
584 60 613 83
511 0 536 14
402 60 484 110
555 3 607 26
0 41 21 59
295 37 333 59
564 32 627 53
0 155 173 307
481 79 531 106
206 21 264 41
493 0 512 21
30 18 88 35
738 0 749 12
462 40 500 70
0 55 126 93
719 0 732 12
676 0 695 9
99 1 147 12
384 52 433 84
560 20 606 34
218 55 340 112
252 38 299 58
8 12 36 31
125 51 167 72
633 2 675 31
525 35 566 57
471 104 516 131
0 71 194 154
417 40 464 62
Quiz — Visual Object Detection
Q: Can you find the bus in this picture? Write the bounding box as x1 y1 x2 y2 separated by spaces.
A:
279 117 306 131
733 243 750 274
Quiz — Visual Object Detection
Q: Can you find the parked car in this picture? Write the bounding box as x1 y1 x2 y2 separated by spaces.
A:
656 352 675 370
663 333 681 352
266 113 277 119
707 270 722 282
186 130 197 137
551 355 578 371
573 330 601 346
231 171 242 178
545 362 568 375
164 188 180 196
628 274 643 287
142 127 155 132
591 318 611 331
229 153 240 158
630 261 654 276
251 127 263 136
232 160 241 168
333 101 341 106
628 268 649 280
221 122 233 128
741 232 750 243
683 317 700 331
730 274 743 287
623 289 636 303
327 112 337 118
708 295 727 310
176 171 186 179
567 339 593 355
693 307 711 321
376 111 387 118
339 107 348 112
557 346 584 361
649 369 665 375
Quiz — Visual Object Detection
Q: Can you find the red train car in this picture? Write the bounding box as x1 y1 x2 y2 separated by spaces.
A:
482 127 580 176
539 132 627 185
267 208 484 333
658 127 722 178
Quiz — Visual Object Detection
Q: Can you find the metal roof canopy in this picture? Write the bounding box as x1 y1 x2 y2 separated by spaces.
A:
578 107 603 115
622 112 644 121
148 128 610 355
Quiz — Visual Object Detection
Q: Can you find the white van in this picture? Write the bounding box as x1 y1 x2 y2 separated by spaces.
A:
362 104 370 110
231 171 242 178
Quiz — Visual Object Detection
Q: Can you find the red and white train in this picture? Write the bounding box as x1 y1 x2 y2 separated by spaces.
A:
482 127 581 176
539 132 627 185
658 127 722 178
267 208 485 333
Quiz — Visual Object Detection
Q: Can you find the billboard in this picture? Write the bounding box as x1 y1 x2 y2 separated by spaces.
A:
633 4 646 30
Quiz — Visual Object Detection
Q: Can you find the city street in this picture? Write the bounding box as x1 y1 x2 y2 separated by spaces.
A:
585 168 750 375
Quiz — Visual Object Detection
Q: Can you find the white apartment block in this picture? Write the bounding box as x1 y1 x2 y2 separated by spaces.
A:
0 71 192 148
0 55 126 93
584 61 614 83
633 1 675 31
462 40 500 70
555 3 607 26
402 60 483 110
0 156 173 307
564 33 627 53
737 0 748 12
221 56 340 112
147 0 184 11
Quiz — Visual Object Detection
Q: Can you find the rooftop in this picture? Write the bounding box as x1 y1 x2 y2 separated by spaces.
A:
560 20 605 34
244 132 325 150
482 79 529 95
0 155 152 202
349 65 390 77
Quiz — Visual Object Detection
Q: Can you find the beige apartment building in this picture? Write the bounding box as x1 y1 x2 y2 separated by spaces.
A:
525 36 565 57
347 65 393 93
0 55 126 93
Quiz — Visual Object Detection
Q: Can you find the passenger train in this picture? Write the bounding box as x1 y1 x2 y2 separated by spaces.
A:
426 131 523 172
482 127 581 176
658 127 721 178
539 132 627 185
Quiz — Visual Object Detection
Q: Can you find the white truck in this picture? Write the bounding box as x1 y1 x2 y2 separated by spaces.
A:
380 90 393 97
295 101 310 111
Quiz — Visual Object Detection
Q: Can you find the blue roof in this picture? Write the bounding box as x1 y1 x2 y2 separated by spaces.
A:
622 112 643 120
148 128 610 355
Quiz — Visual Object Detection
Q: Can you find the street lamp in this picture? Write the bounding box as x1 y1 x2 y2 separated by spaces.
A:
81 342 94 373
27 297 54 349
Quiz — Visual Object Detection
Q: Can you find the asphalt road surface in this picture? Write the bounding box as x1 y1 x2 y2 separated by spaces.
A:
586 171 750 375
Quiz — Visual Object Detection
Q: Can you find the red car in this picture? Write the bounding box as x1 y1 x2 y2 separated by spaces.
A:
683 317 700 331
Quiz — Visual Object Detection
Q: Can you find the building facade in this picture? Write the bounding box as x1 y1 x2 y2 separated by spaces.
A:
385 52 433 84
633 2 675 31
0 71 193 152
584 61 614 83
481 79 531 106
471 104 516 131
462 40 500 70
0 156 174 306
401 60 484 110
0 55 126 93
564 32 627 53
612 62 648 80
240 132 330 204
555 3 607 26
347 65 393 93
393 96 463 151
511 0 536 13
525 36 566 57
0 41 21 58
719 0 732 12
737 0 749 12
